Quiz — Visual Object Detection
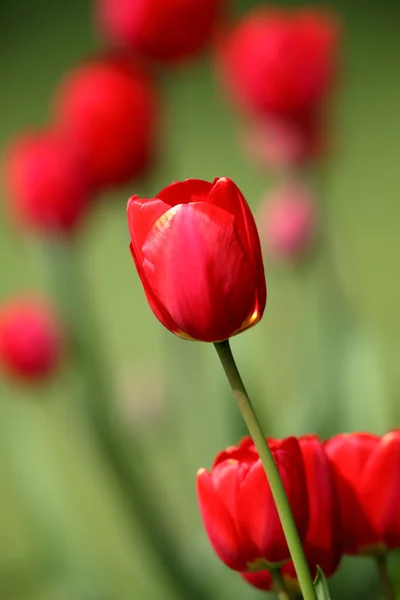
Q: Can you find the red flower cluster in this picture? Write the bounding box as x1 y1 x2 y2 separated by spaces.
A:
219 7 339 167
197 431 400 593
127 177 266 342
97 0 223 64
0 297 63 381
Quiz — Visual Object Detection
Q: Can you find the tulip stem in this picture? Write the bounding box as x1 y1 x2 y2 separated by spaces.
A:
214 340 318 600
271 569 293 600
376 556 396 600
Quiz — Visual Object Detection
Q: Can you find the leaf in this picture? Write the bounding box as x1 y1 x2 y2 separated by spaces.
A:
314 566 331 600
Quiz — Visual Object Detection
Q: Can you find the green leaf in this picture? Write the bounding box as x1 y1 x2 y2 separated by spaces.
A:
314 566 331 600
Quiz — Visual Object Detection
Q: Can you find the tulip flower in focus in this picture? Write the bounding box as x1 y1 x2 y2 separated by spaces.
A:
325 431 400 555
242 434 342 592
54 56 158 189
196 436 308 570
97 0 223 64
127 177 266 342
0 297 63 381
259 184 317 262
4 130 91 233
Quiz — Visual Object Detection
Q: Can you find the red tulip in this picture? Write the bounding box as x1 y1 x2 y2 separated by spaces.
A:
96 0 223 63
127 177 266 342
196 436 308 570
4 130 90 233
259 184 317 261
54 56 158 189
219 7 339 121
242 434 342 592
325 431 400 555
0 297 63 381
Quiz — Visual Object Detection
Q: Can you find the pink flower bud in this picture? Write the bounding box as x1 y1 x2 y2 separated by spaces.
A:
0 297 63 382
259 185 316 261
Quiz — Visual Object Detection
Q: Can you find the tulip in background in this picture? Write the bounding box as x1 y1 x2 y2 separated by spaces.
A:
127 177 266 342
325 431 400 556
242 434 342 593
96 0 224 64
196 436 309 570
218 7 339 168
259 184 317 262
219 7 338 120
0 297 63 381
4 130 91 233
54 55 158 189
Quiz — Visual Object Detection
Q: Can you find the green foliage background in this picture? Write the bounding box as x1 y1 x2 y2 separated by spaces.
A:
0 0 400 598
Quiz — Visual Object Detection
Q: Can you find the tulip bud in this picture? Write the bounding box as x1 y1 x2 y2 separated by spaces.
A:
4 130 91 234
54 56 158 189
0 297 63 381
219 7 339 121
325 431 400 555
241 434 342 593
96 0 223 64
259 184 316 262
127 177 266 342
196 436 308 571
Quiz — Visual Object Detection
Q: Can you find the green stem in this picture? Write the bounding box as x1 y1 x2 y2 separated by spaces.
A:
271 569 292 600
42 236 210 600
376 556 396 600
214 340 317 600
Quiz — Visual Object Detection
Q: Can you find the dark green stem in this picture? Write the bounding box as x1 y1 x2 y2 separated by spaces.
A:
376 556 396 600
214 340 317 600
42 236 210 600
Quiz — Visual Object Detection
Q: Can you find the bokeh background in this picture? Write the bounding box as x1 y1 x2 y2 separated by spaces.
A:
1 0 400 598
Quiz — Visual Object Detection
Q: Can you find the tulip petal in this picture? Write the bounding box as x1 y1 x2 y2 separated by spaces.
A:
237 460 285 564
325 434 380 553
363 431 400 549
129 243 181 334
197 469 245 570
127 196 171 260
241 570 273 591
142 202 258 342
157 179 213 206
208 177 267 320
298 435 342 576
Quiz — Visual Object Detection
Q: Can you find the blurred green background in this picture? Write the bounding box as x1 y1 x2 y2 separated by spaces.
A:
1 0 400 598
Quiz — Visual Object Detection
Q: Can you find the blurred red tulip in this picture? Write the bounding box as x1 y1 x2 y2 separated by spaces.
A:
259 184 316 261
4 130 90 233
325 431 400 555
96 0 223 63
219 7 339 121
242 435 342 592
127 177 266 342
0 297 63 381
54 56 158 189
197 436 308 570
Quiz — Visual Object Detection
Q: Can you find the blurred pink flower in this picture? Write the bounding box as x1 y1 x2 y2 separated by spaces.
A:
0 296 63 381
259 184 317 262
4 129 91 234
